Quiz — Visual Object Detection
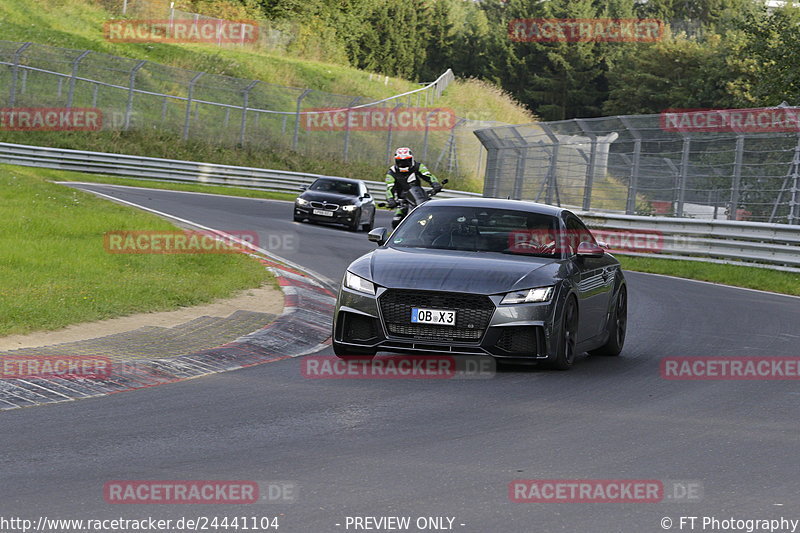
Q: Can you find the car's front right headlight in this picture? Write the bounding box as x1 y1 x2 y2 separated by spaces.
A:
296 197 309 206
500 286 554 305
344 271 376 295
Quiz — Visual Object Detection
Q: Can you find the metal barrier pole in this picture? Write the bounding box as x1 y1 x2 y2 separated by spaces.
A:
729 135 744 220
67 50 91 109
239 80 258 145
677 135 691 217
182 72 204 139
343 96 361 163
620 117 641 215
789 135 800 225
576 119 597 211
540 124 560 205
385 103 402 164
125 60 147 131
8 42 32 107
292 89 312 150
422 109 438 160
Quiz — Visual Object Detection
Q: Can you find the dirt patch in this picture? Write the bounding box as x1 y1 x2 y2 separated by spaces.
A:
0 283 284 351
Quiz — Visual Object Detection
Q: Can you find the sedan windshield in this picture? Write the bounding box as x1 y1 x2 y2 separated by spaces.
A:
310 179 358 196
389 205 562 257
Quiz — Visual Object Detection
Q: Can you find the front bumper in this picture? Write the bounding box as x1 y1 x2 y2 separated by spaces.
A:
333 286 560 360
295 205 358 225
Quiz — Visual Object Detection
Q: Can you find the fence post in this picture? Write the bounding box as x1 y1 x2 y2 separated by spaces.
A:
512 148 528 200
292 88 312 150
788 135 800 225
539 124 561 206
619 117 641 215
67 50 91 110
342 97 362 162
676 134 691 217
125 60 147 131
8 42 32 107
575 119 598 211
182 71 204 140
239 80 259 146
422 109 439 160
729 135 744 221
91 83 99 107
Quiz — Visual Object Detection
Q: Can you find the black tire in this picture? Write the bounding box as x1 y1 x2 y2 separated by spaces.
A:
549 296 578 370
332 340 376 359
589 284 627 357
293 214 303 223
362 211 375 232
348 210 362 232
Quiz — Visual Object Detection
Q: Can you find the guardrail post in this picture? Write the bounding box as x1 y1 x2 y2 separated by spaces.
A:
729 135 744 221
67 50 90 110
343 96 361 163
677 134 691 217
385 103 403 164
238 80 258 146
124 60 147 131
8 42 32 107
292 89 312 150
182 71 204 139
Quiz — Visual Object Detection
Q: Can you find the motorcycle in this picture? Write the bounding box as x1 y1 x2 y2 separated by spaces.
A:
380 179 448 229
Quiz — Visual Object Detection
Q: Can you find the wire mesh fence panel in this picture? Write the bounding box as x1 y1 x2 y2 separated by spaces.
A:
475 113 800 224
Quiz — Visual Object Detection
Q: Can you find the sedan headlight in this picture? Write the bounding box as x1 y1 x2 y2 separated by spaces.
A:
341 205 358 212
501 286 554 305
296 197 309 206
344 271 375 295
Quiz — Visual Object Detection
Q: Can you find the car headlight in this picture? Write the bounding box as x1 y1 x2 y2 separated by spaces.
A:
344 271 375 295
296 197 309 206
341 205 358 212
500 286 554 305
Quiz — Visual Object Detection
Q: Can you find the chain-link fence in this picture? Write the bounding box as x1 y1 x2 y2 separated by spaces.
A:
475 113 800 224
0 40 498 183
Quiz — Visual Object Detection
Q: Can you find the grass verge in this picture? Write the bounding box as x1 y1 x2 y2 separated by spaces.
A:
619 255 800 297
0 165 274 337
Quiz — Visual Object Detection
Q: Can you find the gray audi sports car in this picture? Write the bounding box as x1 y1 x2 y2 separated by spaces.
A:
332 198 627 369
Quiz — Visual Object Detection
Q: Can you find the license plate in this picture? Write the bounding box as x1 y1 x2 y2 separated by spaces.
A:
411 308 456 326
313 209 334 217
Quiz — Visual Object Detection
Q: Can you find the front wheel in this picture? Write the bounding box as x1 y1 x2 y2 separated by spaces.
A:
347 210 362 232
549 296 578 370
589 284 627 357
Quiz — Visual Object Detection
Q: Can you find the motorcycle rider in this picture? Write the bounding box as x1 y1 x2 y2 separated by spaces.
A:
385 147 441 227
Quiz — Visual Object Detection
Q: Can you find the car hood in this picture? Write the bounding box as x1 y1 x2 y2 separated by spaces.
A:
348 246 564 295
300 191 355 204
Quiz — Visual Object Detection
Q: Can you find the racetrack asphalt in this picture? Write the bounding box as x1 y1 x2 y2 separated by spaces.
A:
1 183 798 532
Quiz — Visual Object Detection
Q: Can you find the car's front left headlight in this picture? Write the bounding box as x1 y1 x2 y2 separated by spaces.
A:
500 286 554 305
341 205 358 212
296 197 309 206
344 271 376 295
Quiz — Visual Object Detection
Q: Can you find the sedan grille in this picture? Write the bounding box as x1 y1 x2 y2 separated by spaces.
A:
379 290 495 343
310 201 339 210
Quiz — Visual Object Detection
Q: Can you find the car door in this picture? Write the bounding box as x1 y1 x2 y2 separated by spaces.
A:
565 215 614 341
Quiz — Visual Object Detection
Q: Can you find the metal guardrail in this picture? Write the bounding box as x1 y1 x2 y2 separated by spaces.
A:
1 141 798 272
0 141 480 200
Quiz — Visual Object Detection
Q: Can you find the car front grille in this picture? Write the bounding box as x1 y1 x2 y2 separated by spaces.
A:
379 289 495 343
310 201 339 210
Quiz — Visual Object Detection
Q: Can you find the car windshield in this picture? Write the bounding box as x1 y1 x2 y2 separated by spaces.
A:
389 205 562 257
310 179 358 196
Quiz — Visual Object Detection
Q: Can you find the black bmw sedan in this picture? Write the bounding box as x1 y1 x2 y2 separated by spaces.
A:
294 177 376 232
332 198 627 369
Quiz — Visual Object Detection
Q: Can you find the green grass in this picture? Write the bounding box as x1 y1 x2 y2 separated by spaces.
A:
618 255 800 296
0 164 274 336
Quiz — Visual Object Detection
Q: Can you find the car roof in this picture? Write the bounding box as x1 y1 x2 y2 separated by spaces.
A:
312 176 363 185
426 197 569 217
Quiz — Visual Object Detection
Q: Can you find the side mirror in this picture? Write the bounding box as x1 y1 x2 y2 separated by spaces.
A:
576 241 605 258
362 193 371 199
368 227 388 246
299 185 308 191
